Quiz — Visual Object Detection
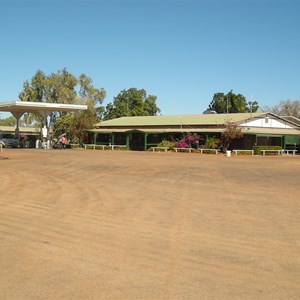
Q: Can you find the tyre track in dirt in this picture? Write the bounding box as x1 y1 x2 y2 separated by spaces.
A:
0 150 299 299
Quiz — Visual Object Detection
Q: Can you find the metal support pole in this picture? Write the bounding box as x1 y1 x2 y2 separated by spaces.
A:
38 111 51 149
126 134 130 150
144 133 148 151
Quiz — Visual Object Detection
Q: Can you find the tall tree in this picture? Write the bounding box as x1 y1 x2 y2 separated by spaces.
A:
19 69 77 104
264 100 300 118
103 88 160 120
208 91 259 113
18 68 106 136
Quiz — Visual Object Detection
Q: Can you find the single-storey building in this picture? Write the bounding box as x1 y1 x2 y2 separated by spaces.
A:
0 125 40 148
88 112 300 151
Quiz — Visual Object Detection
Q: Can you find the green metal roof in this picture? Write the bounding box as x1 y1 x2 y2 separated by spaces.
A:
282 116 300 126
95 112 267 127
0 126 40 133
245 128 300 135
90 128 224 133
90 127 300 135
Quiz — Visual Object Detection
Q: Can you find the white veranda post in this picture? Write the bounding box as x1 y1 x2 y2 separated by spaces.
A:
39 110 51 149
11 112 24 141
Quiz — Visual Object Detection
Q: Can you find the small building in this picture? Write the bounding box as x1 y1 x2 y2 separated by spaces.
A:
88 112 300 151
0 126 40 148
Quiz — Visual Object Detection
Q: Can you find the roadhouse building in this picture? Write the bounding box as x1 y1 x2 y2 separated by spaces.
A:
88 112 300 151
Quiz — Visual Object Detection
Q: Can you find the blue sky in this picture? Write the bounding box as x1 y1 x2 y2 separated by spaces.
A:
0 0 299 119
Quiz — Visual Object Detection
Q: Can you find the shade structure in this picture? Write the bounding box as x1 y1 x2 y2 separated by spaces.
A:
0 101 88 149
0 101 87 113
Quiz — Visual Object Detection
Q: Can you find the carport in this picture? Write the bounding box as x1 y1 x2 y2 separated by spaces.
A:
0 101 87 147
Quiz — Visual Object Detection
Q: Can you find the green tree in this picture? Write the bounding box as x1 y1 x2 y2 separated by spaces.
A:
53 109 98 143
18 68 106 135
0 116 17 126
19 69 78 104
0 116 31 127
208 91 259 113
247 100 259 114
78 74 106 119
103 88 160 120
219 121 244 153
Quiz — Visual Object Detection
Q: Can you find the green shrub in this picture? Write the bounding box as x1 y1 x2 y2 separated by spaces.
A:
235 150 253 155
112 146 127 150
253 145 282 155
85 145 95 150
201 149 219 154
70 143 82 149
157 140 176 150
205 137 220 149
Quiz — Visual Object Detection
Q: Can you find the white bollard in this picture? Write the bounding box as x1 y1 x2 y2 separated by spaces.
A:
226 150 231 157
36 139 41 149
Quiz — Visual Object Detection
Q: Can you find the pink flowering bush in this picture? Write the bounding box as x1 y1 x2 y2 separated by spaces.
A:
176 139 189 148
176 134 200 148
185 135 194 143
220 121 244 153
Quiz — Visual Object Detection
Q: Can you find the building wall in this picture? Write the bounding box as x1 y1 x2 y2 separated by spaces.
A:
240 117 294 129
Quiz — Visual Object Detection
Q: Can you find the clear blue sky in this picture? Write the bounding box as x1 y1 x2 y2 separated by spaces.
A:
0 0 299 119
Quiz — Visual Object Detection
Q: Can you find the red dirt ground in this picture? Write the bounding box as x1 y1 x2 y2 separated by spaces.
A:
0 149 299 299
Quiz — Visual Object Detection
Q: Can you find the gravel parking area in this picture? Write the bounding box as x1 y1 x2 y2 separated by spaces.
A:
0 149 299 299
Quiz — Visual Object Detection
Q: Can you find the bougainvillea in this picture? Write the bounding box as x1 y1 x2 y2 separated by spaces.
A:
219 121 244 152
176 134 200 148
176 139 189 148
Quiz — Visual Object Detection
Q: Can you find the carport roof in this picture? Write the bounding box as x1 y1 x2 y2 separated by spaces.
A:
0 101 87 113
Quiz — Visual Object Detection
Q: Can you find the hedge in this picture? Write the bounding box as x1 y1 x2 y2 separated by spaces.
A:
253 145 282 155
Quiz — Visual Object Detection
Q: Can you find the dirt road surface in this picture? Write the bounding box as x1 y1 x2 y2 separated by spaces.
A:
0 149 299 299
